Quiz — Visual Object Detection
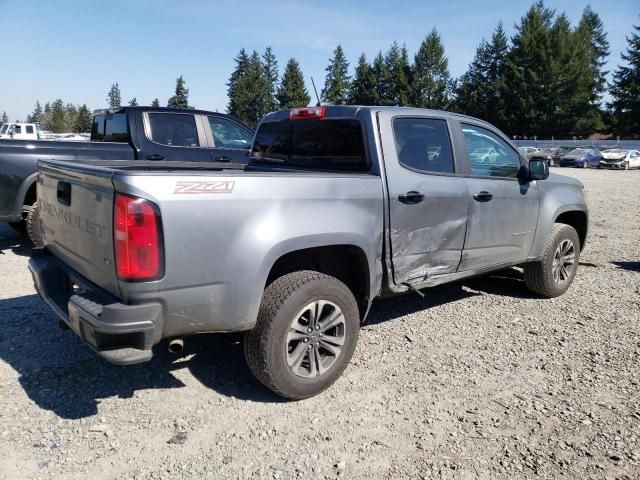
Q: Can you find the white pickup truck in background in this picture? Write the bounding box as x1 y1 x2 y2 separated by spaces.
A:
0 122 39 140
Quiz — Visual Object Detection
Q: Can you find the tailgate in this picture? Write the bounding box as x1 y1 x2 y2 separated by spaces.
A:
38 162 120 297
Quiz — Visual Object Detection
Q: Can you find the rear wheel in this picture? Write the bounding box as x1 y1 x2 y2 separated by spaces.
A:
524 224 580 298
26 202 43 246
244 270 360 400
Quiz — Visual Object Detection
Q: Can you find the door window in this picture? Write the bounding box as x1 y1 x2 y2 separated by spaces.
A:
13 125 22 134
462 124 521 178
393 118 454 174
26 125 34 134
148 113 200 147
208 116 252 149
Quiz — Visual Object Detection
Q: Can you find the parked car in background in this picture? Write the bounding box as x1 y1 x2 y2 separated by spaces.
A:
0 106 254 243
558 148 602 168
532 146 572 167
518 146 541 159
0 122 39 140
29 105 589 399
600 149 640 170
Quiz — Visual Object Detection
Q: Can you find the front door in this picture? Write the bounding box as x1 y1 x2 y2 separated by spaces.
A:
206 115 253 164
378 112 469 286
457 122 540 271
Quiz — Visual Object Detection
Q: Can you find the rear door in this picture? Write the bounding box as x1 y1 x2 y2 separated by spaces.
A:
455 121 540 270
137 111 211 161
378 111 469 286
205 115 253 164
38 162 120 297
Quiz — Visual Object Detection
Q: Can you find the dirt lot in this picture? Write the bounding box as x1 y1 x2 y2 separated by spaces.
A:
0 168 638 480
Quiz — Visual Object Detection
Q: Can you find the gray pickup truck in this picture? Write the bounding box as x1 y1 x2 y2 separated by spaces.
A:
29 106 588 399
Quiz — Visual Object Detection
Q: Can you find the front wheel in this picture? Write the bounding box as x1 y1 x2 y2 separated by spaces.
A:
523 224 580 298
244 270 360 400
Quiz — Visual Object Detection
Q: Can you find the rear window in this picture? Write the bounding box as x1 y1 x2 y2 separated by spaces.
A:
92 113 129 143
251 119 368 172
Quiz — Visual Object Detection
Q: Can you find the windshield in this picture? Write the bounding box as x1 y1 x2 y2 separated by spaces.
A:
567 148 585 156
0 124 8 134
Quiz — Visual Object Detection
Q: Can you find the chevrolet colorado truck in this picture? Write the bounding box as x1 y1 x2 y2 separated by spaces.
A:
0 106 253 243
28 106 588 399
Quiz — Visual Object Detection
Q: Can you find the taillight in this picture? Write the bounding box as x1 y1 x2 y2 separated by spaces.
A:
289 106 326 120
114 193 163 281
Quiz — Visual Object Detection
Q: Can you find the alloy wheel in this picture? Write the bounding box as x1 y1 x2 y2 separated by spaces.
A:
552 239 575 285
286 300 345 378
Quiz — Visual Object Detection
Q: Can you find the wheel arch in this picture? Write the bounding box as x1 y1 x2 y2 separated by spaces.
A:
555 210 588 251
15 173 38 213
264 244 372 320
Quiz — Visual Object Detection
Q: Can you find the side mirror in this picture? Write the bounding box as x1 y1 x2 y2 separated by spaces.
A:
528 158 549 181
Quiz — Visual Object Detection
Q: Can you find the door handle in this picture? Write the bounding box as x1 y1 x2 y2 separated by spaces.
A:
146 154 165 160
214 155 232 162
473 191 493 202
398 191 425 205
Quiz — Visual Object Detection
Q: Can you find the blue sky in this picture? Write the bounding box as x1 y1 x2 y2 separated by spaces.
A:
0 0 637 121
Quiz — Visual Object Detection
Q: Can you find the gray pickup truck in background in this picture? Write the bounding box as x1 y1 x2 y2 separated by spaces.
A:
0 106 253 243
29 105 588 399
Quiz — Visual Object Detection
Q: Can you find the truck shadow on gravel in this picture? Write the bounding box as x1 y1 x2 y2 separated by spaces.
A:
1 268 534 419
0 224 31 257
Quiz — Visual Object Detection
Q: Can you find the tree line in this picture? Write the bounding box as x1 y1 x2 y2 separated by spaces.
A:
226 2 639 138
7 2 639 137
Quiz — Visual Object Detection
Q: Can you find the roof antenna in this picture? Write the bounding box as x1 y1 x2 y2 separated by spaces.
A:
310 77 321 107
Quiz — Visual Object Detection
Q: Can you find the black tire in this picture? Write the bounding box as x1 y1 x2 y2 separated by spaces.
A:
523 224 580 298
245 270 360 400
26 202 43 247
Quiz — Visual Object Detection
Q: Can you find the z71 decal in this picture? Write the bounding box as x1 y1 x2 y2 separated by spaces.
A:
174 181 235 194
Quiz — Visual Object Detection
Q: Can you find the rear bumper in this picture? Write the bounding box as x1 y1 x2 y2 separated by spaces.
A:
28 248 161 365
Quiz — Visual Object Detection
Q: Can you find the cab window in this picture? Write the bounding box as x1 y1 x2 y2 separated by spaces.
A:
393 117 455 174
148 113 200 147
461 124 521 178
208 116 252 149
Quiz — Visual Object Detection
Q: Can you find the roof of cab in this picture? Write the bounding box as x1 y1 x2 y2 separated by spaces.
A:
260 105 497 130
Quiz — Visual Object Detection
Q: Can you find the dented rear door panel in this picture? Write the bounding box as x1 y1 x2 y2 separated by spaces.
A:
377 111 469 286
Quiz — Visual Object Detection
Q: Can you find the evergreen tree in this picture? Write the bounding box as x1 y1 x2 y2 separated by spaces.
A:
322 45 351 104
384 42 412 106
74 104 93 133
128 97 139 106
371 51 392 105
1 112 7 123
107 83 121 108
31 101 43 124
262 46 279 112
577 6 609 108
276 58 310 109
227 50 270 127
151 98 160 107
349 54 378 105
502 2 597 138
455 23 509 130
413 29 451 109
50 99 66 133
609 19 640 137
227 48 250 117
167 75 189 108
65 103 78 132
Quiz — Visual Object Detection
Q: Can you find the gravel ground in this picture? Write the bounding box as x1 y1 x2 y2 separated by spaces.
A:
0 168 639 480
